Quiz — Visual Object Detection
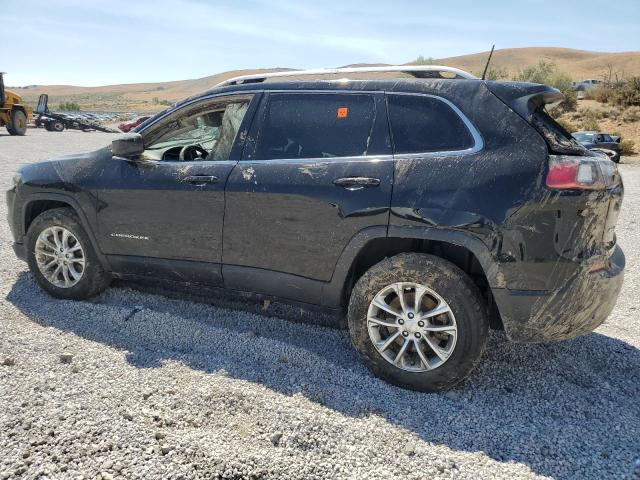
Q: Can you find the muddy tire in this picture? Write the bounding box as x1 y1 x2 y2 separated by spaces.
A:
9 109 27 136
26 208 111 300
347 253 488 392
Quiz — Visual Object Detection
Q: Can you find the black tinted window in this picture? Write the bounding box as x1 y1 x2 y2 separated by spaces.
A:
388 95 474 154
254 93 376 160
531 108 586 155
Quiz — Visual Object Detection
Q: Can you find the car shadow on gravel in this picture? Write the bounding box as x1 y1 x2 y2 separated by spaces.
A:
7 272 640 479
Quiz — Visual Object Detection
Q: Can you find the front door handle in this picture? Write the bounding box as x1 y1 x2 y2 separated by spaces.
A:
184 175 219 185
333 177 381 190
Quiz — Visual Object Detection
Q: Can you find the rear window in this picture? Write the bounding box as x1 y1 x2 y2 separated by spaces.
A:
530 108 587 155
387 94 474 154
254 93 376 160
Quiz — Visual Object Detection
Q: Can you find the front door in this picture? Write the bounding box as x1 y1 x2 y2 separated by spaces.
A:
222 91 393 301
96 93 258 284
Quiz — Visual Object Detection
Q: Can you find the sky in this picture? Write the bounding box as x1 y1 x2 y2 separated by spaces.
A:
2 0 638 87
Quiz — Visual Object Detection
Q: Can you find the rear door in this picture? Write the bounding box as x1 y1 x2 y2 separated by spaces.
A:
222 91 393 302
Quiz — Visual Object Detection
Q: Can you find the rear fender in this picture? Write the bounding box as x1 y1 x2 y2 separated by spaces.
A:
321 225 500 308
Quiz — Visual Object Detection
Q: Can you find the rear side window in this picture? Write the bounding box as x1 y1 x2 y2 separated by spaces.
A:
254 93 376 160
530 108 586 155
387 94 474 154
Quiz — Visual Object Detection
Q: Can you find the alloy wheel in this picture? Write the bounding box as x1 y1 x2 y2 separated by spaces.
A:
367 282 458 372
34 226 85 288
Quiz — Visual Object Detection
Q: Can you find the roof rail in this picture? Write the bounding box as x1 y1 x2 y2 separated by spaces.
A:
215 66 477 87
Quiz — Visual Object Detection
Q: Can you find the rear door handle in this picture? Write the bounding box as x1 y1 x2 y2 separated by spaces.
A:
333 177 381 190
184 175 219 185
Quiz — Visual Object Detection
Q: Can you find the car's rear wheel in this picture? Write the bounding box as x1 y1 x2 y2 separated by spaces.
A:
347 253 488 392
26 208 110 300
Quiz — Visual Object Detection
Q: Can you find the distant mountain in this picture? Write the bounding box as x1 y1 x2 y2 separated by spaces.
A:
13 48 640 113
438 47 640 79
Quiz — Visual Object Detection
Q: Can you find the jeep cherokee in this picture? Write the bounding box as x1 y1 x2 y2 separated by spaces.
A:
6 66 625 392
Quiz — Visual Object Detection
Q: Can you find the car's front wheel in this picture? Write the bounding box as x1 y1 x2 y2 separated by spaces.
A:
26 208 110 300
347 253 488 392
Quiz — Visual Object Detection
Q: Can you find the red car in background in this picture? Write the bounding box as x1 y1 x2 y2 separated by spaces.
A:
118 116 150 133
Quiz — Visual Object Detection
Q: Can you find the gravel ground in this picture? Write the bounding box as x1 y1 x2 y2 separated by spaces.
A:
0 128 639 480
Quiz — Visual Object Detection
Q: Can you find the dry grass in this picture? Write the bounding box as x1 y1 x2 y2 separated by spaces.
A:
437 47 640 80
559 99 640 151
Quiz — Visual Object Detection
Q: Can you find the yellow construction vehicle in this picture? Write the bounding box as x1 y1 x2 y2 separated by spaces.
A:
1 72 32 136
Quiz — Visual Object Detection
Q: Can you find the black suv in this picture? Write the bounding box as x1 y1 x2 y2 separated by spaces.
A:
7 67 625 392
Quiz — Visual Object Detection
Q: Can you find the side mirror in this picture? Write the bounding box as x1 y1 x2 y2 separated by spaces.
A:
111 133 144 158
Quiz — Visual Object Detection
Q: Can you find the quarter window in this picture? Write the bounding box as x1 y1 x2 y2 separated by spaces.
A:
254 93 376 160
387 94 474 154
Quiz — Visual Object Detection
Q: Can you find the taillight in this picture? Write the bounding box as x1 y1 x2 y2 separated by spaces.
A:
546 154 620 190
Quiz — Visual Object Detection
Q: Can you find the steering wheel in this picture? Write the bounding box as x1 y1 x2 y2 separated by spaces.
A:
179 145 208 161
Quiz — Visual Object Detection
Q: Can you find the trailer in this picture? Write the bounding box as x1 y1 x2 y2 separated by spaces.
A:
34 94 118 133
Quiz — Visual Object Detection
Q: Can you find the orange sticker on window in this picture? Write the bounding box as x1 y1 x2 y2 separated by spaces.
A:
337 107 348 118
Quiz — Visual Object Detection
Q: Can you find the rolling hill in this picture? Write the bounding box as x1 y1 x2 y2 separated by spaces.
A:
11 48 640 113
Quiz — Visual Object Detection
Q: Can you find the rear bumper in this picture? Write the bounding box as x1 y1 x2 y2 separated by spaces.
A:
493 245 625 342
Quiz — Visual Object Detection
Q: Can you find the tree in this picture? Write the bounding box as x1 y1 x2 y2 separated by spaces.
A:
613 77 640 107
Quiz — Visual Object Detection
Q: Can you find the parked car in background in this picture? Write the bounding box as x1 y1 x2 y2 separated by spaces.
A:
572 131 621 162
118 116 150 133
572 79 602 91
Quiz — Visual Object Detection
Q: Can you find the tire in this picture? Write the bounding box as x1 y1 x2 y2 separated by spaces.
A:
9 109 27 135
26 208 111 300
52 120 65 132
6 123 16 135
347 253 488 392
44 122 53 131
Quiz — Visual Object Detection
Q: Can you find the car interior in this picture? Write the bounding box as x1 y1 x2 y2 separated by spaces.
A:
141 101 249 162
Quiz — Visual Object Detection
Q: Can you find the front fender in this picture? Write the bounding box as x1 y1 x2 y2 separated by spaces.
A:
19 193 111 271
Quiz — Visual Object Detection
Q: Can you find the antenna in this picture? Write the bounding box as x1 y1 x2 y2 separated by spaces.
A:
481 44 495 80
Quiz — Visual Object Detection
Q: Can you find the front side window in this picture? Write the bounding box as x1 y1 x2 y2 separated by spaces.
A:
142 97 250 162
253 93 376 160
387 94 474 154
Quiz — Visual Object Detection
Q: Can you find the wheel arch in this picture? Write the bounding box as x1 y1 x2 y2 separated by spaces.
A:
322 226 503 330
11 105 28 115
22 193 111 271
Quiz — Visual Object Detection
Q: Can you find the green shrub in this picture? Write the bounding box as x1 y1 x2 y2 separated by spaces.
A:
516 60 576 112
408 55 436 65
515 60 555 84
57 101 81 111
619 139 636 155
613 77 640 107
